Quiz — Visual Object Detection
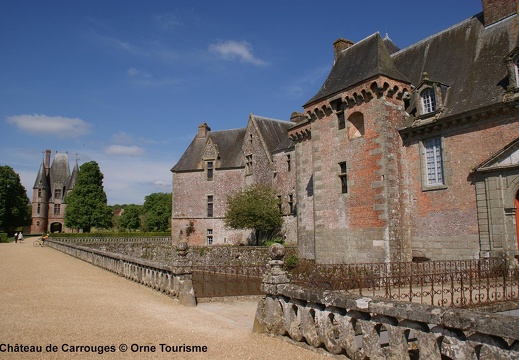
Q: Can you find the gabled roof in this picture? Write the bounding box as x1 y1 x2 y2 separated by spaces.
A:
304 32 410 107
252 115 294 154
171 127 246 172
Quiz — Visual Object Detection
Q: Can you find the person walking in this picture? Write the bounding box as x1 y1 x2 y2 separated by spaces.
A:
17 231 23 243
14 232 18 243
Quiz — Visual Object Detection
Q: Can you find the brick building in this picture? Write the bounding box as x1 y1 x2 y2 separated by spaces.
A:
291 0 519 263
171 115 296 245
172 0 519 263
31 150 79 234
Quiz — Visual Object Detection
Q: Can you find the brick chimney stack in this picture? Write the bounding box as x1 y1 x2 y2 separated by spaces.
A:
333 38 354 63
482 0 518 26
197 123 211 138
45 149 51 176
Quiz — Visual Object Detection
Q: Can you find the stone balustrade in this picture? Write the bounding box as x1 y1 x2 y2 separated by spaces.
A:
47 240 196 306
254 244 519 359
51 236 171 244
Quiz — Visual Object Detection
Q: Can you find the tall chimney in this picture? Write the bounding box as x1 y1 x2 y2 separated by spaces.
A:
333 38 354 62
482 0 518 26
45 149 51 176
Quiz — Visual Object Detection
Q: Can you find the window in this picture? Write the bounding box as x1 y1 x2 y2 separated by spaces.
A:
421 88 436 114
424 138 444 186
54 204 61 215
245 155 253 174
37 189 42 198
287 154 291 172
207 195 214 217
207 229 213 245
288 194 294 213
37 203 41 213
54 188 62 199
339 162 348 194
277 195 282 213
206 161 214 181
337 111 346 130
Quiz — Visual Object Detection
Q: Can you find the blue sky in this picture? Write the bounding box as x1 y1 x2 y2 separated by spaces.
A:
0 0 483 205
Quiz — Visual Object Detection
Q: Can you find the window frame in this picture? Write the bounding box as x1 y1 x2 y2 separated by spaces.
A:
338 161 348 194
207 195 214 218
421 88 437 114
420 137 448 191
206 161 214 181
207 229 213 245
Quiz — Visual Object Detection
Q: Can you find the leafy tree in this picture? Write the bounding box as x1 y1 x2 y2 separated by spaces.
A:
64 161 113 232
117 204 142 231
142 192 171 231
224 184 283 245
0 165 30 231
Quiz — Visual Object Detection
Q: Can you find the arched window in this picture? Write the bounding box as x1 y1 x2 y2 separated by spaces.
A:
348 112 364 139
421 88 436 114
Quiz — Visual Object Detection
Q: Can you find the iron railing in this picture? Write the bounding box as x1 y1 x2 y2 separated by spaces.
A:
289 258 519 308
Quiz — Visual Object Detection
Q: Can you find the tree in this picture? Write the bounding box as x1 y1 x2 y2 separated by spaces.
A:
224 184 283 245
64 161 113 232
0 165 30 231
142 192 171 231
117 204 142 231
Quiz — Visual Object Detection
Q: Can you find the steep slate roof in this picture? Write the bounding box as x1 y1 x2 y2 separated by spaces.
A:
393 13 518 122
49 153 71 187
171 127 246 172
305 12 519 125
252 115 294 153
304 32 410 106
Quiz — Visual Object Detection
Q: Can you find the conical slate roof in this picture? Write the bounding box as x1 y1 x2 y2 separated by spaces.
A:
33 161 49 189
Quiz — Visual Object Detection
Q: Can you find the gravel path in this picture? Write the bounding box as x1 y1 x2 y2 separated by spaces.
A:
0 240 329 359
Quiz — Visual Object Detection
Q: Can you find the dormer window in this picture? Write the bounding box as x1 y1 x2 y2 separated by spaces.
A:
421 88 436 114
414 72 448 118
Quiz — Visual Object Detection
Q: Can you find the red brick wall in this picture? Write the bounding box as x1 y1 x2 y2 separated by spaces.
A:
404 112 519 260
482 0 518 25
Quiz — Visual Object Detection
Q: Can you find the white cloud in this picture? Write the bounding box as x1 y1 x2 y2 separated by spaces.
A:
209 40 267 66
104 145 145 156
111 131 134 145
5 114 91 137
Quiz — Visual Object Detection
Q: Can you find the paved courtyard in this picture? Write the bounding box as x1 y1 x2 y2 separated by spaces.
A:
0 240 329 359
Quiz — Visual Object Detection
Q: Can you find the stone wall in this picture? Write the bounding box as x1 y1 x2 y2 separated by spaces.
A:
58 237 297 267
